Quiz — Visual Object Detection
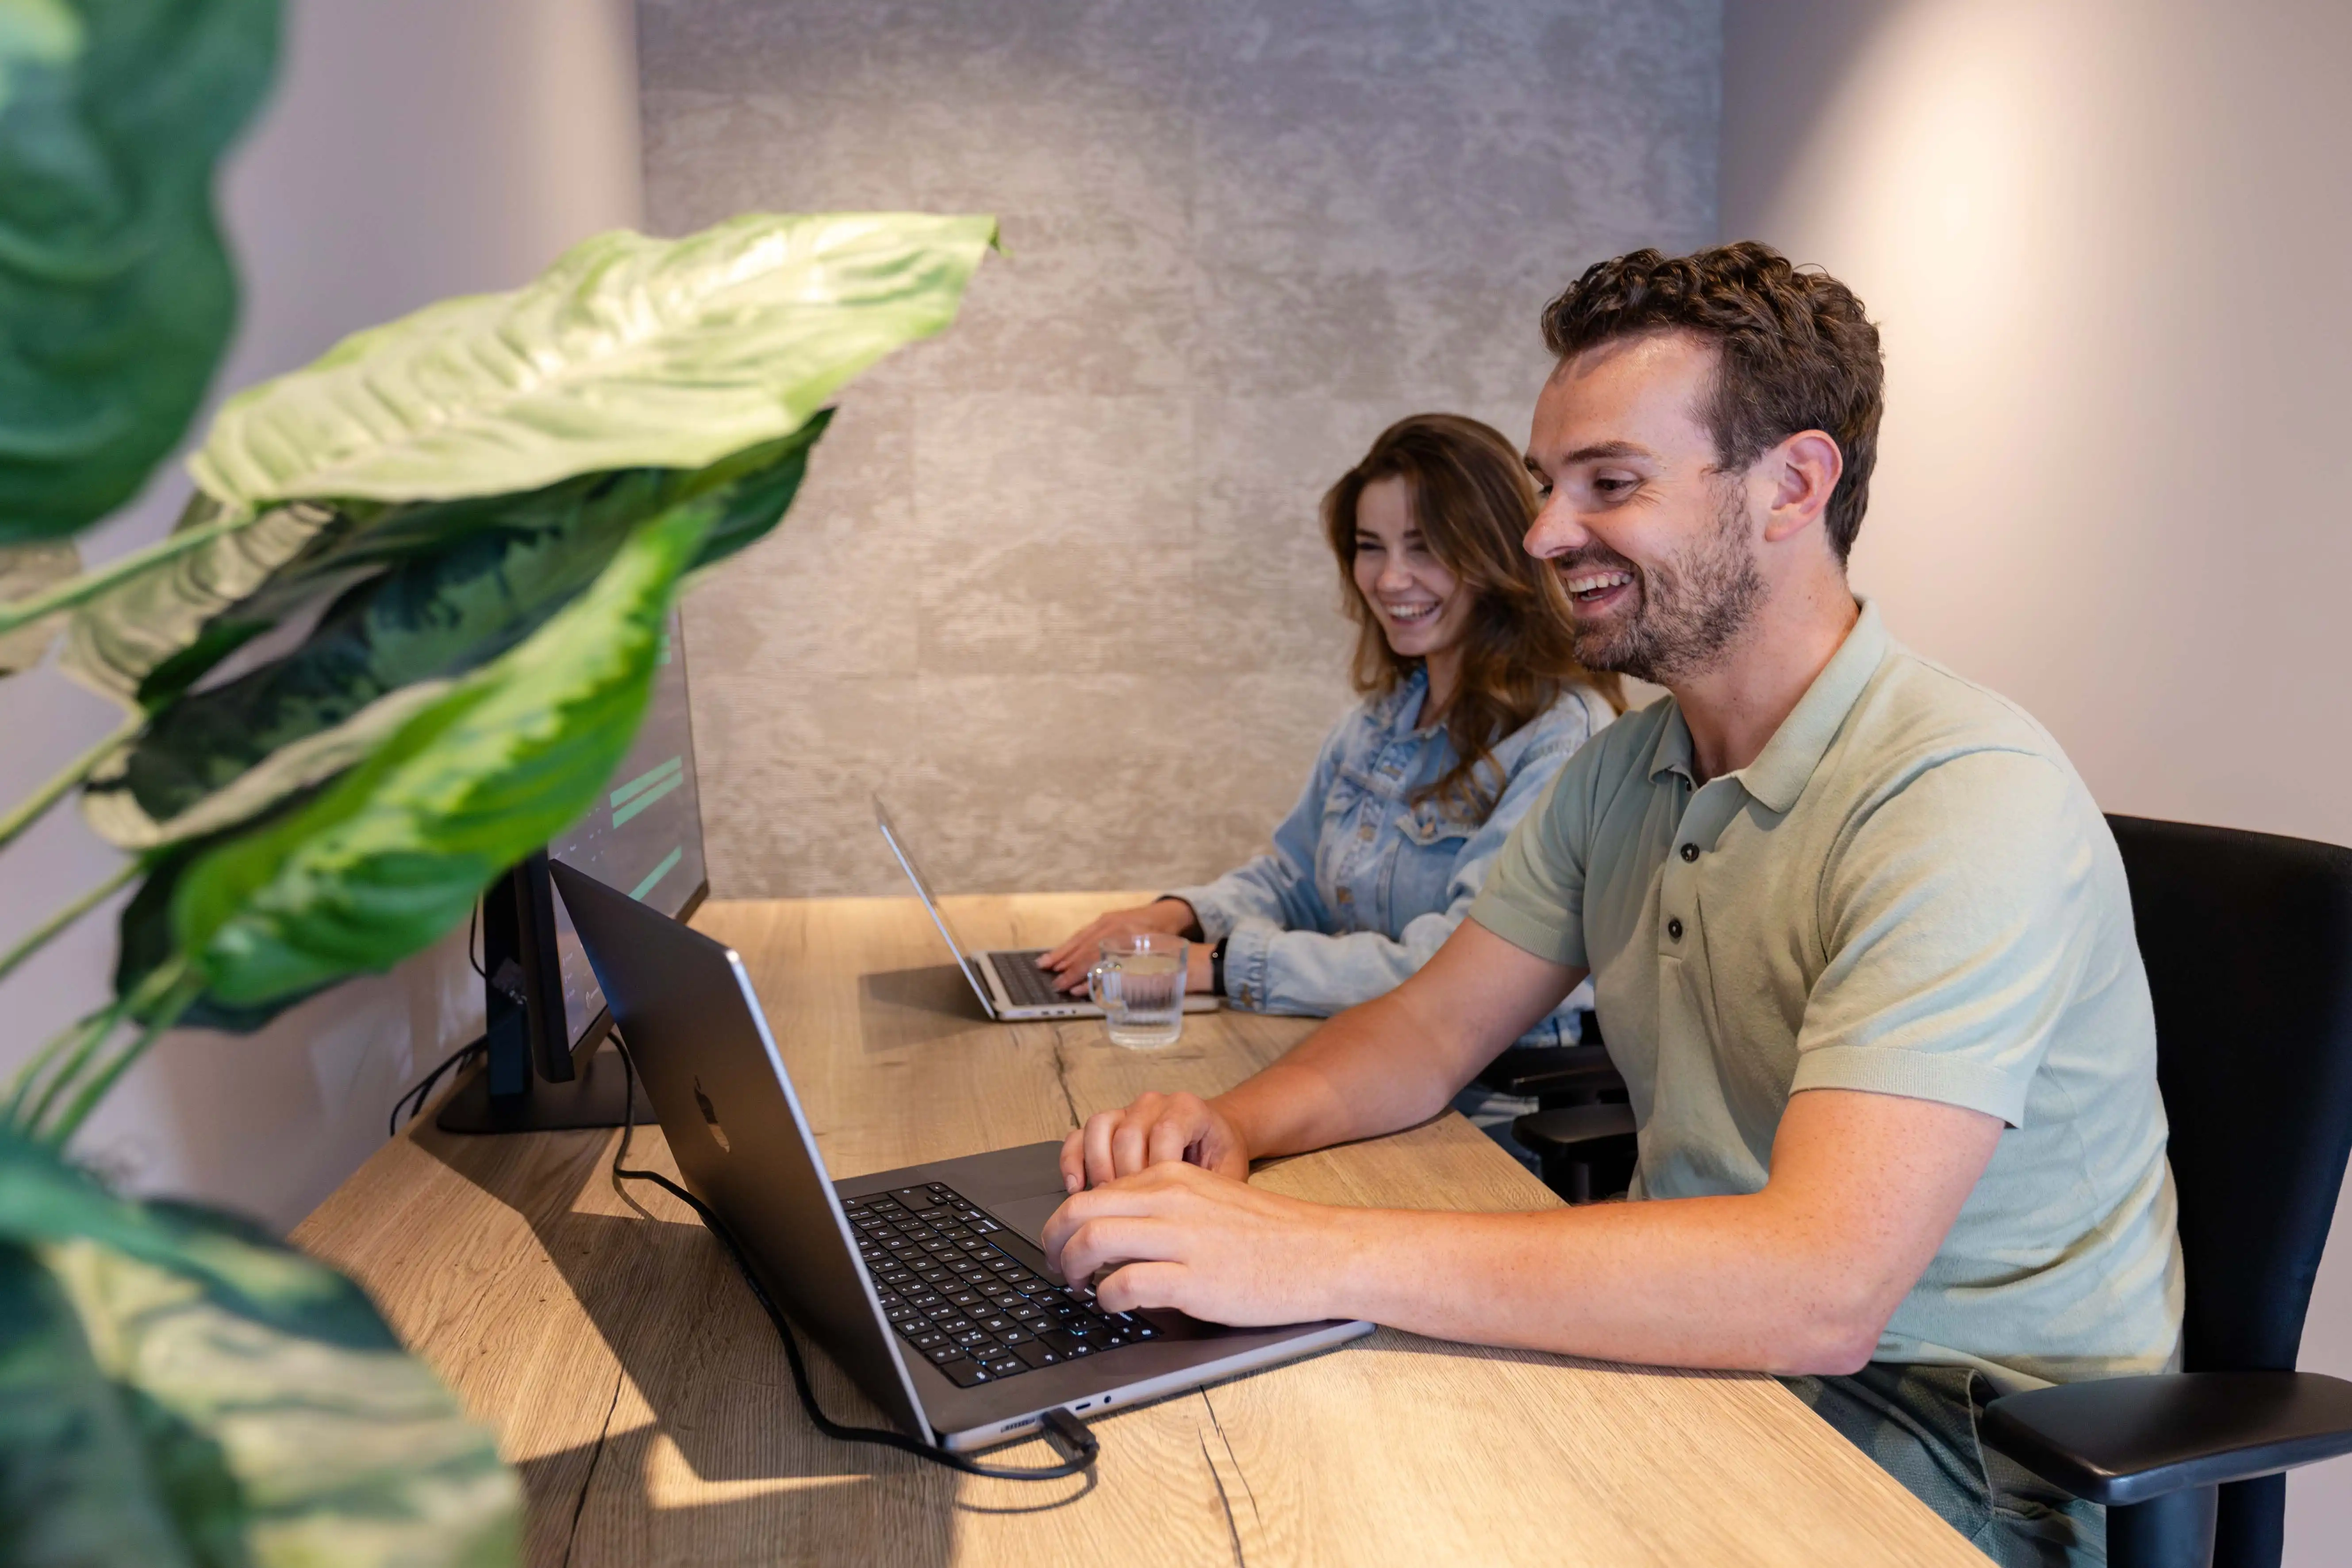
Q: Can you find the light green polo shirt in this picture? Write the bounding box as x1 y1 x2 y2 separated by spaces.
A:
1468 600 2183 1389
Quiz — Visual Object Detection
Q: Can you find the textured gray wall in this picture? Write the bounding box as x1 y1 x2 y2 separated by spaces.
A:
641 0 1720 898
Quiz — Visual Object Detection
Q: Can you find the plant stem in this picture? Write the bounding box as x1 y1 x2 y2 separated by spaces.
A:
0 715 141 857
12 959 185 1130
0 859 139 992
0 506 259 639
44 961 202 1145
6 999 131 1130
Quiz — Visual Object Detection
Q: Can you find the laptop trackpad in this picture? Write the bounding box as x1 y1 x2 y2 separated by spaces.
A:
991 1190 1072 1250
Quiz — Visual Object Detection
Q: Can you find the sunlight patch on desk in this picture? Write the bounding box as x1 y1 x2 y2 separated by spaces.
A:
644 1431 872 1506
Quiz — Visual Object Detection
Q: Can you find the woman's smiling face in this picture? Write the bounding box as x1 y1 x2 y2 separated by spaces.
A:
1351 474 1473 663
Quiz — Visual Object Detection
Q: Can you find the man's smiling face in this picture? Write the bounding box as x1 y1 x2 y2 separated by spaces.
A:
1522 330 1765 684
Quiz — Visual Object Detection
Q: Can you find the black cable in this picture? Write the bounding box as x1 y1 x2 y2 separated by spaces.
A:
603 1033 1099 1482
388 1035 486 1138
389 897 494 1138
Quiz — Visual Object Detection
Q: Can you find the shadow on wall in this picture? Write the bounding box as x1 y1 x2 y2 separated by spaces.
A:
1719 0 1899 247
119 926 483 1233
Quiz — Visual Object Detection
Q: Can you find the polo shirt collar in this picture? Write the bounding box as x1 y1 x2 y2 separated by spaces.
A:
1640 597 1889 812
1736 597 1887 813
1645 701 1699 787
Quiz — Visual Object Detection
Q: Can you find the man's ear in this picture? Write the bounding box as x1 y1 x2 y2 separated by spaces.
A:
1759 430 1845 546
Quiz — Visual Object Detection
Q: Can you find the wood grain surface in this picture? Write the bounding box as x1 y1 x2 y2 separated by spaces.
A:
294 893 1988 1568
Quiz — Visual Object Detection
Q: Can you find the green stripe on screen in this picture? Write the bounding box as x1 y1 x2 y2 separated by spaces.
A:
630 847 684 901
610 755 684 809
611 772 683 829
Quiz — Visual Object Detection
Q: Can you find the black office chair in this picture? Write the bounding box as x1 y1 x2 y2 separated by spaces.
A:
1979 815 2352 1568
1482 1012 1639 1204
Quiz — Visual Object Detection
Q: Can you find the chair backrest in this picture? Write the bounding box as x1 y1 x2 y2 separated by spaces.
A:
2106 814 2352 1568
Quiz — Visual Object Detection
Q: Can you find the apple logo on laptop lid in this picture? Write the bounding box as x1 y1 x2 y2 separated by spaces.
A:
692 1077 732 1153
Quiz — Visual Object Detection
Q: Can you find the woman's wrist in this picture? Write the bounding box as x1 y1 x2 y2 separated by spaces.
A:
1151 897 1204 939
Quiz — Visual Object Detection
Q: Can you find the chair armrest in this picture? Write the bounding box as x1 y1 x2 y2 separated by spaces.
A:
1476 1045 1619 1099
1980 1371 2352 1506
1510 1101 1637 1156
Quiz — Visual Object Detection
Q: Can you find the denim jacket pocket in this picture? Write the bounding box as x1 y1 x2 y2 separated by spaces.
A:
1395 798 1481 848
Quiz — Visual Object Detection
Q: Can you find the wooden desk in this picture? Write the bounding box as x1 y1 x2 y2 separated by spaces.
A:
296 894 1983 1568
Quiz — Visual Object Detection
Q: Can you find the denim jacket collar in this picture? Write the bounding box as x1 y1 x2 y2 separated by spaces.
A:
1368 665 1440 739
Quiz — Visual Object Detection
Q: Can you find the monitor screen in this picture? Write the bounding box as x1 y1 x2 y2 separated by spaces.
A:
546 608 707 1052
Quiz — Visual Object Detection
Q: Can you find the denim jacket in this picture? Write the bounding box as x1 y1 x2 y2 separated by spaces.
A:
1168 670 1611 1046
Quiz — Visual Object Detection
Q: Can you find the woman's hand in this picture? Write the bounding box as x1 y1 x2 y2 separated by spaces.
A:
1039 898 1200 993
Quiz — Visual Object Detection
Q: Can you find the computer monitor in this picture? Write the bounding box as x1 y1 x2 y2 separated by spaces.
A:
438 608 710 1133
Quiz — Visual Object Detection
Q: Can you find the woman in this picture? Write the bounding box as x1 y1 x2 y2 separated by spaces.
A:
1041 413 1620 1146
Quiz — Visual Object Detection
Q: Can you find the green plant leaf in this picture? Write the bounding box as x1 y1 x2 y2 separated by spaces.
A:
85 680 450 854
55 491 338 707
0 1131 519 1567
170 494 714 1006
76 416 824 851
0 1240 195 1566
190 211 994 510
0 1 81 111
0 0 280 544
0 537 77 672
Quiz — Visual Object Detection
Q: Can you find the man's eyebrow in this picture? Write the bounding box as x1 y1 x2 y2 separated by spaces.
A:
1525 440 1652 472
1562 440 1652 464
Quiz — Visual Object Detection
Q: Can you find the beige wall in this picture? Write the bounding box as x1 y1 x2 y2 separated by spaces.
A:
1720 2 2352 1558
643 0 1722 901
0 0 644 1230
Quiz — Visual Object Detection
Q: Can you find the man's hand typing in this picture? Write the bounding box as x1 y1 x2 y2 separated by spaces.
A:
1043 1161 1354 1326
1059 1090 1249 1191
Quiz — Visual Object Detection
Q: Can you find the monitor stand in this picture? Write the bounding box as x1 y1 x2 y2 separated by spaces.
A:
434 1042 657 1134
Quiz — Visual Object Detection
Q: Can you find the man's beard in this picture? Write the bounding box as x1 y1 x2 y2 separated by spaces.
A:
1561 482 1764 684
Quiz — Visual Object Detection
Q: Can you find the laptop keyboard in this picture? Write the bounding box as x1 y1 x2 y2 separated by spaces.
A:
990 950 1069 1010
845 1181 1158 1387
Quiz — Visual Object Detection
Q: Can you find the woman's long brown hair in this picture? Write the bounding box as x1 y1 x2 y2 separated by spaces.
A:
1323 413 1622 811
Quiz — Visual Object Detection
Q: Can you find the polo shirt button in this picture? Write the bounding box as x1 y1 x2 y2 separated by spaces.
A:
1667 918 1684 941
1680 843 1699 862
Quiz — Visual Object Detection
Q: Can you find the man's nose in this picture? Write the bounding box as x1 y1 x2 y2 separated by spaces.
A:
1524 496 1591 560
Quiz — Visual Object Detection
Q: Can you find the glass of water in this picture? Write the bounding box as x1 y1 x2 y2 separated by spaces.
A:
1087 931 1188 1049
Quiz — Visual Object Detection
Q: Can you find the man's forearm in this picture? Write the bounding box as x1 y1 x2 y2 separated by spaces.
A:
1212 991 1464 1161
1212 922 1586 1163
1317 1196 1882 1375
1285 1088 2002 1373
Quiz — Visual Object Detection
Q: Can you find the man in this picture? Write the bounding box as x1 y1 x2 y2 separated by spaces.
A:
1044 243 2181 1566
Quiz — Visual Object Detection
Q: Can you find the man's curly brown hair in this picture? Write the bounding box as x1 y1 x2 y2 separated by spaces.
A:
1539 242 1884 563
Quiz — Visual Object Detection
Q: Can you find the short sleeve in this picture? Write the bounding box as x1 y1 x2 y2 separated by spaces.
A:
1466 746 1595 969
1791 749 2102 1126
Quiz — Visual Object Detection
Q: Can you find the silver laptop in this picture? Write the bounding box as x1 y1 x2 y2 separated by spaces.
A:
874 794 1219 1022
551 861 1369 1452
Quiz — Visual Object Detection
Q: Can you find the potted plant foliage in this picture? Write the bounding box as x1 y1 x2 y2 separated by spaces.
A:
0 2 992 1560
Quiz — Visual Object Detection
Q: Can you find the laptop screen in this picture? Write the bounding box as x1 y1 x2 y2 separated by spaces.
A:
873 795 981 969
